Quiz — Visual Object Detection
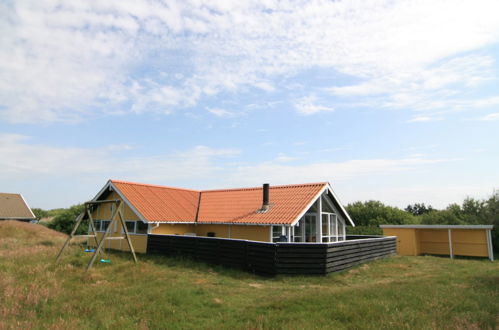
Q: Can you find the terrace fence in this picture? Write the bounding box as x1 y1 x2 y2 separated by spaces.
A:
147 234 396 275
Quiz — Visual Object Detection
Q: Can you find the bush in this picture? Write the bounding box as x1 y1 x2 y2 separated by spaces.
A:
47 204 86 235
31 208 49 220
345 200 416 227
418 210 464 225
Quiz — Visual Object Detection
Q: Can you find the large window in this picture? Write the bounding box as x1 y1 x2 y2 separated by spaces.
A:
320 213 346 243
290 193 348 244
121 221 148 235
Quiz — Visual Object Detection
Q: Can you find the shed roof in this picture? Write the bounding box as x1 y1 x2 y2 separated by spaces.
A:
98 180 351 226
0 193 36 220
380 224 493 230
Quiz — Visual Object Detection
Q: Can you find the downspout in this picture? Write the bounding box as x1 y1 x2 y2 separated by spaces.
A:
148 223 160 234
194 192 202 235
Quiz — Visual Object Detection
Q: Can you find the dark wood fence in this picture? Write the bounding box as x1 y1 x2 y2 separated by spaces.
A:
147 234 396 275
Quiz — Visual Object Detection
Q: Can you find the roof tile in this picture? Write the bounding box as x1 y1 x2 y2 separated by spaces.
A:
110 180 327 225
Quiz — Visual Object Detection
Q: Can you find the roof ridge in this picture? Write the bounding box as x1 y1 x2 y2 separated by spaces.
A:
0 192 22 196
110 180 328 193
200 182 328 193
110 179 200 193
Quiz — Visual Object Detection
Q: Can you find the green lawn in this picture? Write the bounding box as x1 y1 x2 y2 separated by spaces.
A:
1 221 498 329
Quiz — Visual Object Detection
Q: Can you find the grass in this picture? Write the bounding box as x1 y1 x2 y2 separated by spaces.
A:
1 220 498 329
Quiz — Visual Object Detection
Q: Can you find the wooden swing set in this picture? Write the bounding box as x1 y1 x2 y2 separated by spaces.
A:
55 200 138 271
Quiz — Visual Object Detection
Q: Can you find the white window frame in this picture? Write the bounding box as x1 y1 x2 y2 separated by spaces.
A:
92 220 103 232
272 225 286 243
120 220 148 235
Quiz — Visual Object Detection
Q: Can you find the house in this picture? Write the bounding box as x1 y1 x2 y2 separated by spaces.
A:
88 180 355 253
0 193 37 222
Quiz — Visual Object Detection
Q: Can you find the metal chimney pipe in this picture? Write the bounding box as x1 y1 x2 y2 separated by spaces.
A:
263 183 270 207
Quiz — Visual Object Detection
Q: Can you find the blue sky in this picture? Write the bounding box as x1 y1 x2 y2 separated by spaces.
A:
1 0 499 209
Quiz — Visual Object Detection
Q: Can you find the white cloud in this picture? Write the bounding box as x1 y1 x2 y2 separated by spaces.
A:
4 133 488 209
295 95 334 115
2 0 499 122
207 108 238 118
331 54 498 113
407 116 443 123
0 133 240 183
479 112 499 121
226 156 451 187
273 153 295 163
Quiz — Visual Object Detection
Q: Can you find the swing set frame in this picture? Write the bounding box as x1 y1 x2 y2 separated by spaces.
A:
55 199 138 271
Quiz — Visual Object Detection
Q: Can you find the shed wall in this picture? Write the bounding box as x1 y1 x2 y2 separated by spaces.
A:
382 227 489 258
382 228 419 256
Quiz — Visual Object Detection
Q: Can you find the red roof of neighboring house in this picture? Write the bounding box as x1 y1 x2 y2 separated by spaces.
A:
106 180 333 225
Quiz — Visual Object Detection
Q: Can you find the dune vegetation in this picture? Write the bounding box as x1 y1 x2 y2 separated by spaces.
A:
0 220 498 329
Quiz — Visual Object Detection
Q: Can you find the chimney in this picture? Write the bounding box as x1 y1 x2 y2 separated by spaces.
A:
259 183 270 213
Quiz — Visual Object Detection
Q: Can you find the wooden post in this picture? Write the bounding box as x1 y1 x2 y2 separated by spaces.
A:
117 204 137 264
86 205 101 253
486 229 494 261
86 202 121 271
55 212 85 263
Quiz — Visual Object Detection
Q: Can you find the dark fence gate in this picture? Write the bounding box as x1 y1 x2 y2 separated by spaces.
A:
147 234 396 275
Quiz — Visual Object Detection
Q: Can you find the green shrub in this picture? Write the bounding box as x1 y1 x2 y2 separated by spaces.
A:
47 204 85 234
345 200 416 226
31 208 49 220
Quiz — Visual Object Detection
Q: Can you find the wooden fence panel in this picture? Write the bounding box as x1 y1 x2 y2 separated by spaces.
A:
147 235 396 276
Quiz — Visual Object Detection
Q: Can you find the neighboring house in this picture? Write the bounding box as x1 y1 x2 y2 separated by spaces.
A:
0 193 37 222
88 180 355 253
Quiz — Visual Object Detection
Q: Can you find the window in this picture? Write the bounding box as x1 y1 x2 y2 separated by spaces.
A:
124 221 135 233
120 221 148 234
136 221 148 234
322 214 329 242
337 218 345 240
294 219 303 242
272 226 286 243
93 220 102 232
330 214 338 242
305 215 316 242
321 195 335 213
320 213 346 243
101 220 111 232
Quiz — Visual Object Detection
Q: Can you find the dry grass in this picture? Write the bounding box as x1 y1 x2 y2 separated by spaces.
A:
0 221 498 329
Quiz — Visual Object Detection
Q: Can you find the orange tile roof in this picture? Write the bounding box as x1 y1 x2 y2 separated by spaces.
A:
109 180 327 225
111 180 200 222
198 183 326 225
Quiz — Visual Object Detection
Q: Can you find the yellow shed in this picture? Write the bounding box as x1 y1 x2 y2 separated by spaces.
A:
380 225 494 261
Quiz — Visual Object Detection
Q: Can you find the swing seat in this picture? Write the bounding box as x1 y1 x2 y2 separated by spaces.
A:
85 249 95 253
100 259 111 263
